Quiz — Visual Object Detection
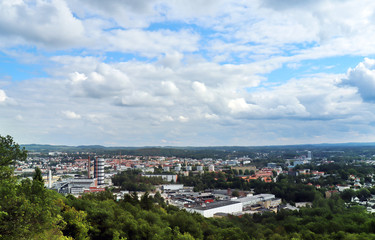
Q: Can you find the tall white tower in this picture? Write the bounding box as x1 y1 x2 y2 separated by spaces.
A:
94 158 105 185
48 169 52 188
307 151 312 160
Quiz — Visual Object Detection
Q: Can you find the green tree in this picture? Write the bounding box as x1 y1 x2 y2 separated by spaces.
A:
0 135 27 179
0 135 27 166
0 135 29 239
32 167 45 196
341 189 356 202
0 136 69 239
33 167 43 182
140 192 153 210
232 190 240 197
60 201 90 240
357 188 371 200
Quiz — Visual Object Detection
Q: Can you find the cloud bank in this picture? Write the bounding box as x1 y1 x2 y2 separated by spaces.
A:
1 0 375 146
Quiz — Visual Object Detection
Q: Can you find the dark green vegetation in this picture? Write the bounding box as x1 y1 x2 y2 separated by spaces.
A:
1 136 375 239
112 169 165 192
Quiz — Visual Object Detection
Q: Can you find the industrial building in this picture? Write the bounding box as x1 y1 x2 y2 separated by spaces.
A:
186 201 242 217
52 178 95 194
233 194 281 210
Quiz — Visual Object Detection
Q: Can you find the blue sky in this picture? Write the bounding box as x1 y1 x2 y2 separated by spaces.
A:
1 0 375 146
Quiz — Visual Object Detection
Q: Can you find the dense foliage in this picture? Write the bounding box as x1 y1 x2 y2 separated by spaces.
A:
7 184 375 240
112 169 166 192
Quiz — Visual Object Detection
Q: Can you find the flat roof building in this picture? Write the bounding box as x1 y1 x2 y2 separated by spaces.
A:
186 201 242 218
233 194 276 208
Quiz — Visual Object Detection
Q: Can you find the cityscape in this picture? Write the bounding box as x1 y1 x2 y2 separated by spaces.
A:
15 144 375 219
3 0 375 239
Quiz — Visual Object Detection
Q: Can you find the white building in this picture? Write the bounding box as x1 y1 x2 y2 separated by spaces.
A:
233 194 276 209
142 174 178 182
162 184 184 191
53 178 95 195
307 151 312 160
186 201 242 218
141 167 155 173
337 185 351 192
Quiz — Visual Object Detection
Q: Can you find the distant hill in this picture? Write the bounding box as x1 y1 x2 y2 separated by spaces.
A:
21 142 375 159
22 144 140 153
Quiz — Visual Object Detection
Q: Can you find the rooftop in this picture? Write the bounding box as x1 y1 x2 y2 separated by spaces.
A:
192 200 240 210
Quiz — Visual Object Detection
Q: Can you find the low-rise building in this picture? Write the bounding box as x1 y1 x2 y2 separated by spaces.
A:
53 178 95 195
233 194 277 209
162 184 184 191
142 174 178 182
231 166 256 173
186 201 242 218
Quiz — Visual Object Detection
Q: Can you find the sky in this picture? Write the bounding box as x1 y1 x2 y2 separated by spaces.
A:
2 0 375 146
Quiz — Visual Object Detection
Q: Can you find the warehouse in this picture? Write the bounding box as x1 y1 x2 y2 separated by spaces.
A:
186 200 242 218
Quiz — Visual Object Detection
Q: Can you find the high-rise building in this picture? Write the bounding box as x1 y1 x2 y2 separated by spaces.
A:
307 151 312 160
88 156 91 179
94 158 105 185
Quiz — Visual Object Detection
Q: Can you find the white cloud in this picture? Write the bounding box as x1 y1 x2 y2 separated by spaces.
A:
68 63 130 98
105 29 200 57
67 0 160 28
160 115 174 122
178 116 189 122
2 1 375 146
342 58 375 102
16 114 23 121
158 81 179 96
62 110 81 119
0 90 7 102
86 113 108 124
2 0 375 62
158 51 184 68
0 63 371 145
204 113 219 120
118 91 172 107
192 81 215 103
0 0 84 48
228 98 253 114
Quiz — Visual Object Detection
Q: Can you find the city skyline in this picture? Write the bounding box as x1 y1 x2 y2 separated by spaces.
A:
1 0 375 146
